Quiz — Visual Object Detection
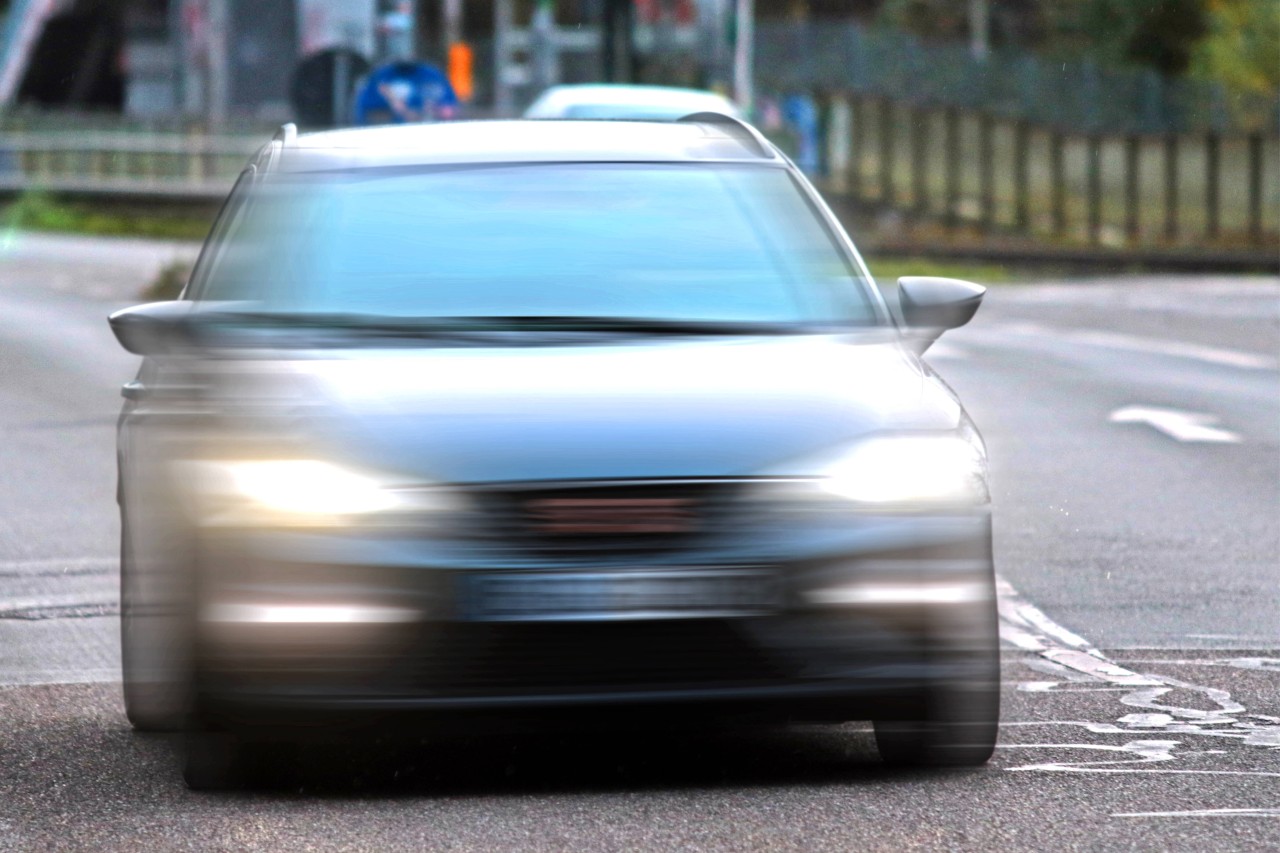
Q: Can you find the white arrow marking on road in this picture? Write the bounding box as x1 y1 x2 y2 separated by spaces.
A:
1108 406 1241 443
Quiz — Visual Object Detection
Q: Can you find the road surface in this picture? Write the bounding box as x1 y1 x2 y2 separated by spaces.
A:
1 232 1276 850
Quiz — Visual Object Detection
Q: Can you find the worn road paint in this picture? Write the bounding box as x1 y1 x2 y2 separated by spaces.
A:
988 321 1278 370
1067 329 1278 370
995 576 1280 776
0 556 116 577
1116 658 1280 672
1108 406 1242 443
0 601 119 620
1226 658 1280 672
1114 808 1280 818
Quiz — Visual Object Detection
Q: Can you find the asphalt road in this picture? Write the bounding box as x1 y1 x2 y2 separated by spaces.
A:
1 232 1277 851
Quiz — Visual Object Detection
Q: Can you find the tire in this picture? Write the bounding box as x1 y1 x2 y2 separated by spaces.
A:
120 502 191 732
872 674 999 766
873 610 1001 767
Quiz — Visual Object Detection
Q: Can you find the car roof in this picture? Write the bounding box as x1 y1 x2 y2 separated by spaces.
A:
275 118 777 172
524 84 742 117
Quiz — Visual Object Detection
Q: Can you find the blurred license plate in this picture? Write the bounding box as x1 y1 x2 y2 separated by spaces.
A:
462 568 779 622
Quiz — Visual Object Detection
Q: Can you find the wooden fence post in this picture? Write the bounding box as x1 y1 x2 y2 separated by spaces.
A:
979 114 996 232
849 96 863 199
1050 130 1065 237
1248 133 1264 246
1124 135 1140 243
1087 134 1102 244
1013 120 1030 233
879 97 895 206
911 106 928 216
1205 132 1220 241
1164 134 1179 242
944 107 960 228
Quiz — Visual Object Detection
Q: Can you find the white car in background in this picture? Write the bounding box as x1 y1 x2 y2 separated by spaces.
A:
524 84 745 121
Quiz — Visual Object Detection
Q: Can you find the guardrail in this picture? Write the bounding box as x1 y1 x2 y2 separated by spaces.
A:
0 131 261 199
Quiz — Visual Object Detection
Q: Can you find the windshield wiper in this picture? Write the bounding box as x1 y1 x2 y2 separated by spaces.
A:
419 315 803 334
197 311 809 338
199 311 491 338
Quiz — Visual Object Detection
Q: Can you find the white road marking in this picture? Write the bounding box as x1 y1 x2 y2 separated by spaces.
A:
1226 658 1280 672
1114 808 1280 818
1068 329 1277 370
985 321 1277 370
1108 406 1241 443
0 600 118 619
996 575 1280 777
1107 658 1280 672
0 556 116 575
0 668 120 686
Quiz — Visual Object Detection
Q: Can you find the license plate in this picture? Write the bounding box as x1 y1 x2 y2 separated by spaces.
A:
461 568 780 622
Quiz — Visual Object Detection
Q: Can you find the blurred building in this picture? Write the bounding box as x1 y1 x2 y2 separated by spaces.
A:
0 0 884 120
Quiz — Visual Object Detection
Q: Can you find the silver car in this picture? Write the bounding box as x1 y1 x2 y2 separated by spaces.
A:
110 114 998 788
524 83 745 120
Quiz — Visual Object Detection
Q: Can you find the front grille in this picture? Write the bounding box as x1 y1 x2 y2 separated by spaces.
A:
411 619 789 695
473 481 743 554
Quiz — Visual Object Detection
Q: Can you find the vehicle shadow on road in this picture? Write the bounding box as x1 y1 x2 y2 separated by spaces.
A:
1 685 988 803
179 724 985 797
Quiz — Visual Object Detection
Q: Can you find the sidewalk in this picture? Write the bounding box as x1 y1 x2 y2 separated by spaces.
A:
1 230 200 302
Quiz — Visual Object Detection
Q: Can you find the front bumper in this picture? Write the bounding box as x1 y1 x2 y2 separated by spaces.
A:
191 512 996 722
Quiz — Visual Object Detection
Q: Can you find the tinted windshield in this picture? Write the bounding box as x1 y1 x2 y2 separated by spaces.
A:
201 163 882 327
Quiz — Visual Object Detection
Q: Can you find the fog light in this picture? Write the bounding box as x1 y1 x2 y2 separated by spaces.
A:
202 603 420 623
804 581 989 606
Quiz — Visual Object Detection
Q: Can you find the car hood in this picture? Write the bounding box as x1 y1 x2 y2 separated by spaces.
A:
262 334 961 484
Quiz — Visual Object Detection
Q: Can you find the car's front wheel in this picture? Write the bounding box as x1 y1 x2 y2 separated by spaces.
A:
872 674 999 766
872 609 1001 767
120 503 193 732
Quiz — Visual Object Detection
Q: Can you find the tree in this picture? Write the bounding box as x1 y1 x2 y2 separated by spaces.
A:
1037 0 1208 75
1190 0 1280 100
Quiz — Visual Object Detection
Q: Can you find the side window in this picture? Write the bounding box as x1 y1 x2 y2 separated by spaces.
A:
183 165 257 302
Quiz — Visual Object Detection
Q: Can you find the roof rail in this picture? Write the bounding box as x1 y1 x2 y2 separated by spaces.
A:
273 122 298 146
677 111 773 159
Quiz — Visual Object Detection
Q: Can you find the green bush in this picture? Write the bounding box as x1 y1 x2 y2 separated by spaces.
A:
1 191 212 240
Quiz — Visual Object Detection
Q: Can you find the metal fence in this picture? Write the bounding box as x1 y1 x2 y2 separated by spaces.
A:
756 21 1279 135
0 129 261 198
783 91 1279 252
2 98 1275 258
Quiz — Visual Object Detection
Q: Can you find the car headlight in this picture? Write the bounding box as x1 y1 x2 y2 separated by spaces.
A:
176 459 454 527
227 460 399 515
818 433 988 506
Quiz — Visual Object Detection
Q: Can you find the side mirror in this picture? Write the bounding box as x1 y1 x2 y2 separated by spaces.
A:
897 276 985 354
108 301 195 355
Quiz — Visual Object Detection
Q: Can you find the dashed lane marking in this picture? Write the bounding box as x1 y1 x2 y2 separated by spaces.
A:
978 322 1278 371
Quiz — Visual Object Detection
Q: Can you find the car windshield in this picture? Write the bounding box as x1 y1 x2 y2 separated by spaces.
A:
199 162 882 328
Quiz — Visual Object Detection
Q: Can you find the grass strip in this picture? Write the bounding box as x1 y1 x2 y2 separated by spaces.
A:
1 191 213 241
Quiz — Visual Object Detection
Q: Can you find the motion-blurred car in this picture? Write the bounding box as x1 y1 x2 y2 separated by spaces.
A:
524 83 744 120
110 115 998 789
